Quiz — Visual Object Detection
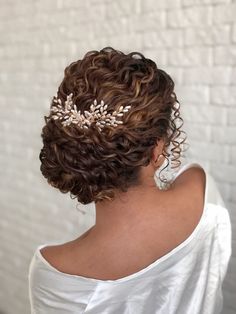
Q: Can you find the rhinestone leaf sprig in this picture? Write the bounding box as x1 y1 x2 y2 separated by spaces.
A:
50 93 132 131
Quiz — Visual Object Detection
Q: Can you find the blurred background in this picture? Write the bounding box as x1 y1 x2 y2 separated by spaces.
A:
0 0 235 313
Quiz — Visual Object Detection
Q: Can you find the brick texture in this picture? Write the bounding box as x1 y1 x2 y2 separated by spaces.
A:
0 0 235 313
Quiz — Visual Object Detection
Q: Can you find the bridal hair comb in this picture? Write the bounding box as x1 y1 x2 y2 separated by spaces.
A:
50 93 132 131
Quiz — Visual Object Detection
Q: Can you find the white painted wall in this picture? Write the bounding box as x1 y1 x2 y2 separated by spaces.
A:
0 0 235 313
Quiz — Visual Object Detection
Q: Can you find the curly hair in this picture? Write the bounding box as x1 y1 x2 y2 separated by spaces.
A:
39 46 187 205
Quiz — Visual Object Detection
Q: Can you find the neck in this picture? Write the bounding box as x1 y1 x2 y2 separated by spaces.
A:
93 180 167 234
91 160 169 235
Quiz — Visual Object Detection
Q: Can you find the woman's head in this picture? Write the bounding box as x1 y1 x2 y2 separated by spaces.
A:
39 46 187 205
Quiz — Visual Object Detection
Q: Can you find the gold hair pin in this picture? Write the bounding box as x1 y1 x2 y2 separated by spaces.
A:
50 93 132 131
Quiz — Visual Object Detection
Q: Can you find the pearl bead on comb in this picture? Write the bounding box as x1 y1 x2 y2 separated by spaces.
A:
50 93 132 131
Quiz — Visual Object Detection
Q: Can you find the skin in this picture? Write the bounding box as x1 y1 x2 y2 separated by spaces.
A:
40 139 206 280
91 139 167 236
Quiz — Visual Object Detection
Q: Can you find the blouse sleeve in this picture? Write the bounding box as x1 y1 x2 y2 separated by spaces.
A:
206 172 226 207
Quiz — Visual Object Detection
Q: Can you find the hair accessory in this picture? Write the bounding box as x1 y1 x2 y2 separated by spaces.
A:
50 93 132 131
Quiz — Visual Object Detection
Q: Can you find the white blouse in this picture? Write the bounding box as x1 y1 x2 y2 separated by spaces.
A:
28 162 232 314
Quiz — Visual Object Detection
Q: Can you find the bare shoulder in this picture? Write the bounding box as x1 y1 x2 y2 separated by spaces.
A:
171 165 206 209
40 243 69 269
40 242 80 275
39 228 93 272
173 165 206 190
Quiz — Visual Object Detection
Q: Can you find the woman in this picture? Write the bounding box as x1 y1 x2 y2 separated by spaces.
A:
28 47 231 313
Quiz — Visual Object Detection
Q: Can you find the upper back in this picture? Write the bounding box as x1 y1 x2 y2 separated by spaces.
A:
40 164 206 281
29 163 232 314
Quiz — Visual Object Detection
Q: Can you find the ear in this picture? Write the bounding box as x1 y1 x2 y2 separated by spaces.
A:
152 138 165 162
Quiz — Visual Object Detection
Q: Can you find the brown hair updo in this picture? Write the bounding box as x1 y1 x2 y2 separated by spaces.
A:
39 46 187 205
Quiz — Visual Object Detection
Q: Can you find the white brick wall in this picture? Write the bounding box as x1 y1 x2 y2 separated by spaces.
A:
0 0 235 313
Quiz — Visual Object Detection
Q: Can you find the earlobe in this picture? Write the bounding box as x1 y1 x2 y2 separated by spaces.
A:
154 153 165 169
152 139 165 160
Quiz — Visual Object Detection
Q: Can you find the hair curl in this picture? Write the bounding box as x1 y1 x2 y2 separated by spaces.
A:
39 46 187 205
